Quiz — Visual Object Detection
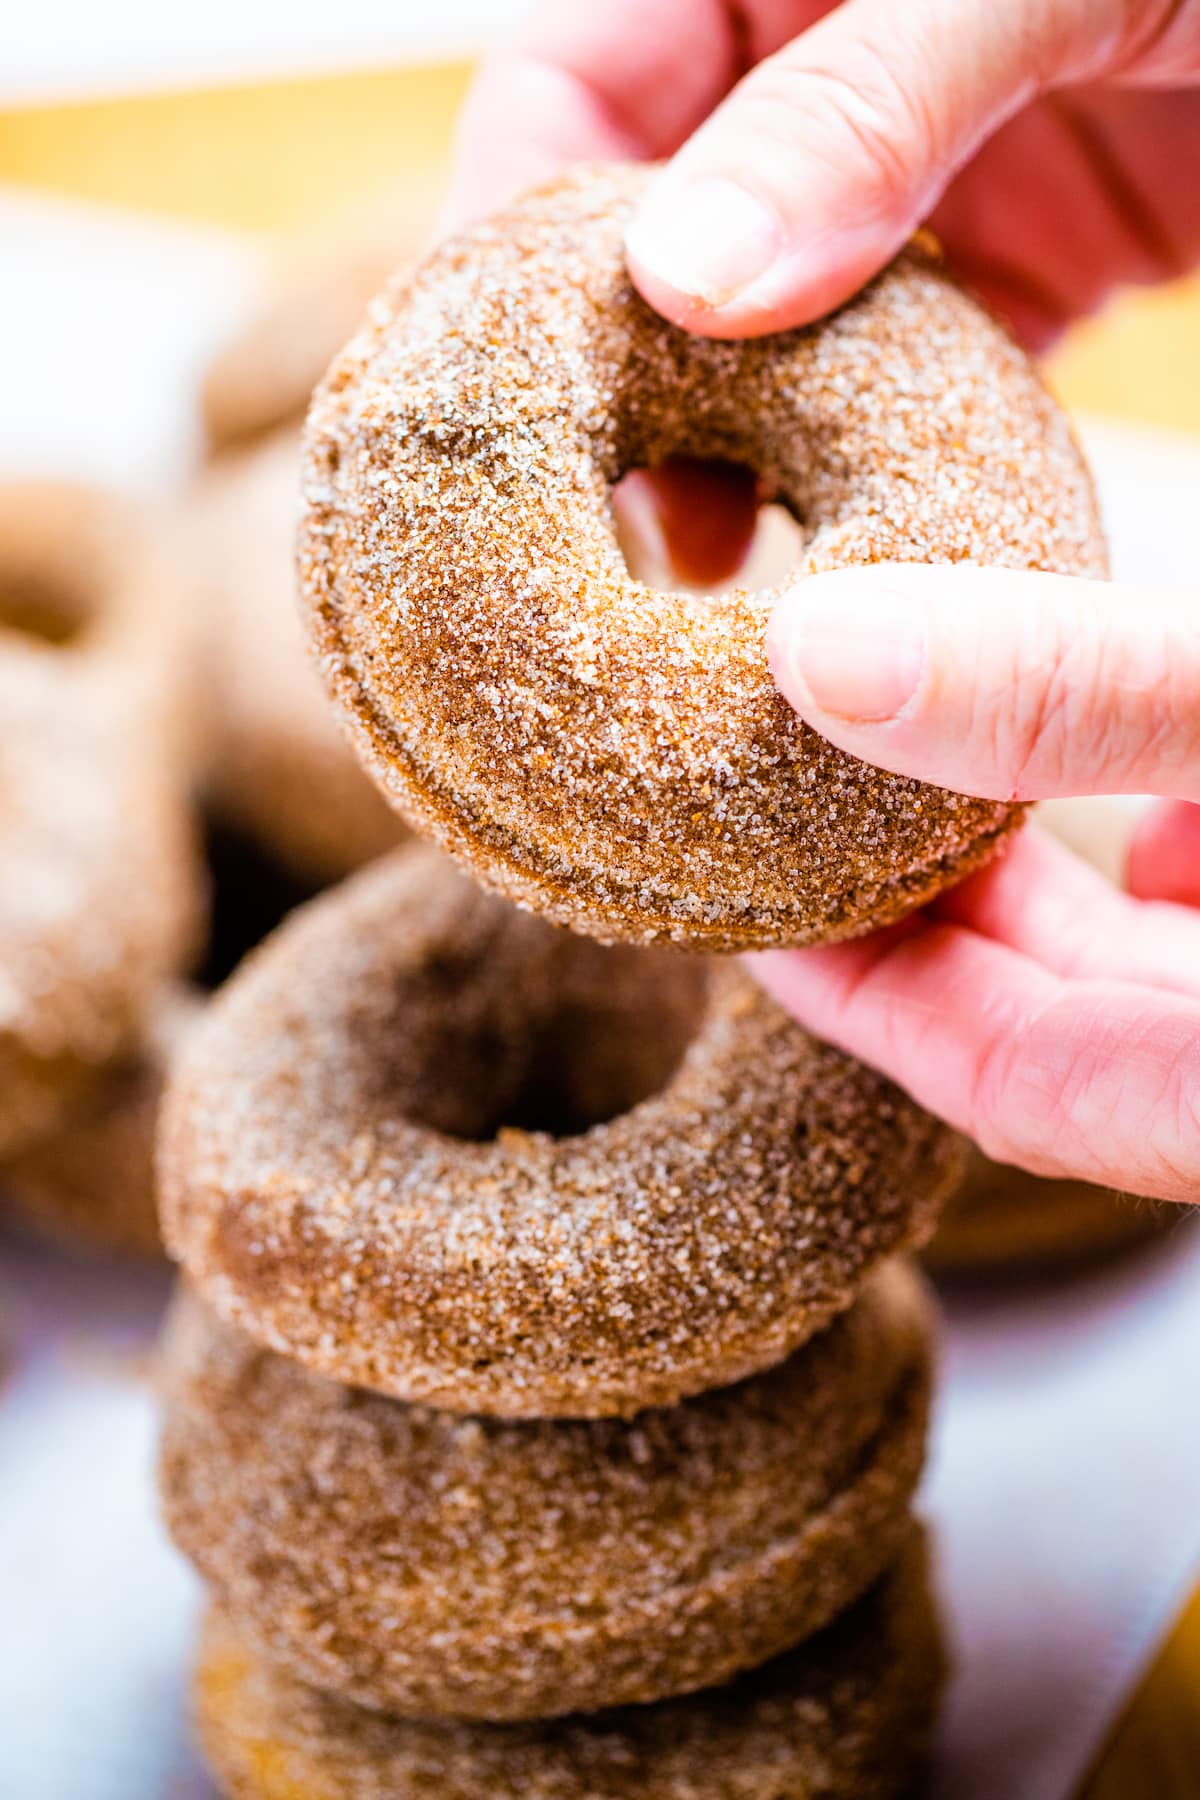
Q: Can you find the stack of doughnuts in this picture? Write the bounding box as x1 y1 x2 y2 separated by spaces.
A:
158 164 1107 1795
0 481 202 1255
159 850 959 1797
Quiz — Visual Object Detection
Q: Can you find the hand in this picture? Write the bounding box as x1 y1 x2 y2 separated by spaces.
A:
447 1 1200 1200
757 568 1200 1203
448 0 1200 347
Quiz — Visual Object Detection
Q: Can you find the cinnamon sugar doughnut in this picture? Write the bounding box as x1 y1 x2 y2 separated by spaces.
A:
185 433 404 883
299 162 1106 951
193 1528 945 1800
161 1260 933 1721
0 482 201 1158
2 987 199 1258
160 847 961 1417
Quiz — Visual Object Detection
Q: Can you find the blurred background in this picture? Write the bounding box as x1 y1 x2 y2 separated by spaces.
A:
2 8 1200 1799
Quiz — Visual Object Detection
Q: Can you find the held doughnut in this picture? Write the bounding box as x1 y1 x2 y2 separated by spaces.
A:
185 433 405 883
299 162 1107 951
159 847 962 1418
0 482 201 1158
160 1261 933 1722
193 1530 945 1800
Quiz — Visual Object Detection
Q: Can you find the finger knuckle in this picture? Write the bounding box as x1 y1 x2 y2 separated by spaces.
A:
967 615 1075 800
962 1006 1058 1164
1150 1033 1200 1193
743 37 940 215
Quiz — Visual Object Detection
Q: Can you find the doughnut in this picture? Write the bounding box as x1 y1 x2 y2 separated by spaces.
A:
184 433 405 883
926 1146 1168 1277
0 482 202 1159
1 987 198 1259
161 1259 933 1722
159 847 963 1417
298 162 1107 951
192 1528 945 1800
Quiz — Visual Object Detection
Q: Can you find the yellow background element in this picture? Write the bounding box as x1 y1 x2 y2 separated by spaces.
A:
2 58 1200 1796
0 64 471 237
3 61 1200 432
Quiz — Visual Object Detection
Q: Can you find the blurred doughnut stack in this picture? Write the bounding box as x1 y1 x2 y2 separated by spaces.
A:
0 166 1169 1799
0 210 425 1260
0 481 201 1255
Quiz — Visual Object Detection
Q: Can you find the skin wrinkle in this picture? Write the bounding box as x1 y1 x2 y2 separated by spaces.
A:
739 56 939 222
1004 990 1188 1178
1157 1029 1200 1189
966 981 1077 1163
1155 610 1200 789
1112 0 1200 81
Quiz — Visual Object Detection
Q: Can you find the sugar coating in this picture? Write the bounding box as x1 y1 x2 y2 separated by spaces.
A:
161 1260 933 1721
0 482 202 1157
299 162 1107 951
194 1527 945 1800
159 848 964 1418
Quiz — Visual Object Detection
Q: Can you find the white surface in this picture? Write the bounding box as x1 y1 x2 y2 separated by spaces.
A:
0 0 535 106
0 187 261 492
3 194 1200 1800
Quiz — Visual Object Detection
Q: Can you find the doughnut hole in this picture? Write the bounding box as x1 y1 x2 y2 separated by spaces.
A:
613 457 805 596
378 933 711 1143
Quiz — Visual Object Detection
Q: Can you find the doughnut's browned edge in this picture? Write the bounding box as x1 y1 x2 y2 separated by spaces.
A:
161 1261 934 1721
193 1526 946 1800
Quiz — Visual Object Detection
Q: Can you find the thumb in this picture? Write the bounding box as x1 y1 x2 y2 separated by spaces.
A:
767 565 1200 803
624 0 1123 337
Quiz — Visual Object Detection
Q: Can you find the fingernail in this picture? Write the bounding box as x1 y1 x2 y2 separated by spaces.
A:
769 581 925 722
626 176 781 307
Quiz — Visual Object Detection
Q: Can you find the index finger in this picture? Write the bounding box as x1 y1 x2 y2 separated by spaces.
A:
751 925 1200 1204
442 0 740 229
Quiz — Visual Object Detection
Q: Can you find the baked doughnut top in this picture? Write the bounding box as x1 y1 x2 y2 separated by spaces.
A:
300 162 1106 950
160 848 962 1417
